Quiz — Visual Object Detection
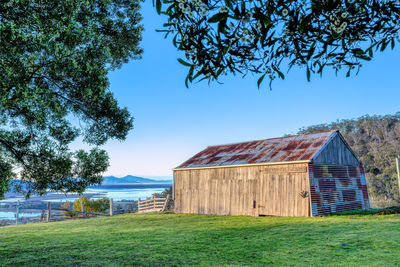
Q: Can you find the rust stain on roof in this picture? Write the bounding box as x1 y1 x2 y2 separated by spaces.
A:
177 130 337 169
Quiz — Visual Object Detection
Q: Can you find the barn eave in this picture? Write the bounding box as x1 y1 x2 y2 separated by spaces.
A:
173 160 311 171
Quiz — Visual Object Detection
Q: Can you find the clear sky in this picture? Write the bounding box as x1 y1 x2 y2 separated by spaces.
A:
81 1 400 178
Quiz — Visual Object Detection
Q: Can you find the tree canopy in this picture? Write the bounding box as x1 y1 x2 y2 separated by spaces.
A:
155 0 400 87
0 0 143 199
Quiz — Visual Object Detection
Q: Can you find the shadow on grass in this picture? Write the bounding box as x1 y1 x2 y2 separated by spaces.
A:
1 214 399 266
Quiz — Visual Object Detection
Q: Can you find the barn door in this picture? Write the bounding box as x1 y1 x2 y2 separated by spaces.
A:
258 172 310 217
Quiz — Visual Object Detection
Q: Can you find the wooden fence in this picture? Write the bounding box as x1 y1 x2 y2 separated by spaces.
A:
138 194 170 213
44 198 114 222
3 195 170 226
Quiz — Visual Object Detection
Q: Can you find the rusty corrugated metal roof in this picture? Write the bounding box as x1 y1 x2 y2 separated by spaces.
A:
176 130 337 169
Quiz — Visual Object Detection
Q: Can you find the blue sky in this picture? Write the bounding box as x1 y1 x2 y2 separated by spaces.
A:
88 1 400 178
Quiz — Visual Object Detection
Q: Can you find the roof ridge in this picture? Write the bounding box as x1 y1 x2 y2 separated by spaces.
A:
207 130 338 148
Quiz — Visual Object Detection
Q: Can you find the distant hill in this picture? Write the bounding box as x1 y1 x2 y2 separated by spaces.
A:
102 175 172 185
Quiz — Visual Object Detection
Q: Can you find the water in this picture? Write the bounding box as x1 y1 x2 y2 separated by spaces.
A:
86 187 166 201
3 184 172 203
0 212 42 220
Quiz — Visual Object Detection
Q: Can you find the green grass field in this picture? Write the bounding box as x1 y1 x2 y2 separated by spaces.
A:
1 213 399 266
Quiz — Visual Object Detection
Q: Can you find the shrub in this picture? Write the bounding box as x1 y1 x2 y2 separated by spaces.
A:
330 206 400 216
61 201 75 218
62 197 109 218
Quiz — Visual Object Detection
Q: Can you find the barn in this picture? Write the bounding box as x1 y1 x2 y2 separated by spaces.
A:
173 130 370 217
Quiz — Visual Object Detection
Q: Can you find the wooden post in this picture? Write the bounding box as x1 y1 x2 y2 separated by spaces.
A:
46 202 51 222
15 200 20 225
109 198 113 216
41 210 45 222
396 158 400 193
81 199 85 217
161 194 170 212
138 198 141 212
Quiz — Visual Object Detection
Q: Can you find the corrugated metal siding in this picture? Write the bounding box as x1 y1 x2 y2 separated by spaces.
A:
359 163 371 209
309 163 370 216
177 131 336 169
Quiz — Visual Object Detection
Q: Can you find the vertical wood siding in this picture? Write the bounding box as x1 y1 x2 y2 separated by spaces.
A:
313 134 359 166
174 163 310 217
258 171 310 217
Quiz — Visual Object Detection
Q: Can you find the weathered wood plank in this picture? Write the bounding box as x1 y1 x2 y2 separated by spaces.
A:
314 134 359 166
174 163 310 217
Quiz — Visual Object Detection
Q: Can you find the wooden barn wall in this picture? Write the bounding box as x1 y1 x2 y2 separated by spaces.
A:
174 163 310 217
258 164 310 217
308 163 371 216
313 134 359 166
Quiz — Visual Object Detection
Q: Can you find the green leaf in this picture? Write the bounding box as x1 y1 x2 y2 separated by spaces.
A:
188 65 194 82
178 58 192 67
257 74 266 88
208 13 228 23
224 0 234 11
366 48 373 58
380 39 388 52
352 48 364 55
185 75 189 88
156 0 162 15
276 69 285 80
218 19 227 34
307 42 316 60
272 66 285 80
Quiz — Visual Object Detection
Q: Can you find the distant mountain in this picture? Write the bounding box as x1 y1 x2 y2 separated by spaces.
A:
102 175 172 185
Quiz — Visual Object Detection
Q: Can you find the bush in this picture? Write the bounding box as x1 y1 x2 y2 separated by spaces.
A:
62 197 109 218
61 201 75 218
330 206 400 216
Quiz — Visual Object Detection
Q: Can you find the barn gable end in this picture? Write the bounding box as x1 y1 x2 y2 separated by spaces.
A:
309 132 370 216
312 131 359 166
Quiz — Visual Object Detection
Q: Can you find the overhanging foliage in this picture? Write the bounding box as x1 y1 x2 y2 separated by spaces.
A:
155 0 400 87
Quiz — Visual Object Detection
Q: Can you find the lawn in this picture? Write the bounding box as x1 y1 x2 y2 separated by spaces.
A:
1 213 399 266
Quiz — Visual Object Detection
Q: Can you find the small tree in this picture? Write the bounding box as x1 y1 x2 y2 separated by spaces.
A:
62 196 110 218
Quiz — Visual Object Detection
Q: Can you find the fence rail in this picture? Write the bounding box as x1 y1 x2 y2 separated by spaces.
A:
0 198 115 225
138 194 170 213
1 193 172 226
